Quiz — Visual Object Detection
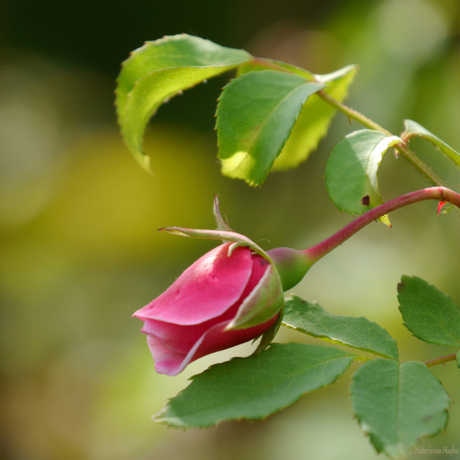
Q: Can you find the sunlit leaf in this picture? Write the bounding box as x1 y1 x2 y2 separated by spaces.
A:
216 70 324 186
116 34 252 171
404 119 460 168
351 359 450 458
397 275 460 346
273 64 357 170
325 130 401 220
282 295 398 360
236 61 357 171
154 343 355 428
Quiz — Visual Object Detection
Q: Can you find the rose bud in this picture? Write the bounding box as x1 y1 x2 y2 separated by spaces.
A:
133 240 284 376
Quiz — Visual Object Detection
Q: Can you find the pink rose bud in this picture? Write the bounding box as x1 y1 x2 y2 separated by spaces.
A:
133 242 284 376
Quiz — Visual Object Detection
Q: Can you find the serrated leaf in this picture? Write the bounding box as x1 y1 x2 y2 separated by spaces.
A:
273 64 357 170
235 61 357 171
154 343 354 428
404 119 460 168
282 295 398 360
397 275 460 346
325 130 401 218
116 34 252 171
216 70 324 186
351 359 450 459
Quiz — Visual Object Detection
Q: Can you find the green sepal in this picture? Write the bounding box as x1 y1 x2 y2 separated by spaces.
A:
226 263 284 330
212 195 233 232
159 226 271 261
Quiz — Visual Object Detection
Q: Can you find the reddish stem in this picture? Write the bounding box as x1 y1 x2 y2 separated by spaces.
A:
303 187 460 263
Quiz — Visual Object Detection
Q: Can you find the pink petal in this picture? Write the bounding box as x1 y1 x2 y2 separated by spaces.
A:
134 244 253 325
141 300 240 354
145 334 189 376
239 254 270 298
147 314 279 376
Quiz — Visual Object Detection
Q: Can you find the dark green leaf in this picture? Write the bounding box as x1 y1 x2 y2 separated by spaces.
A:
325 129 401 221
282 295 398 360
351 359 450 458
404 119 460 168
154 343 354 428
457 350 460 369
216 70 324 186
397 275 460 346
116 34 252 171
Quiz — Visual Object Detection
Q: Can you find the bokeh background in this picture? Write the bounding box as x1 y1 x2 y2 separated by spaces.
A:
1 0 459 458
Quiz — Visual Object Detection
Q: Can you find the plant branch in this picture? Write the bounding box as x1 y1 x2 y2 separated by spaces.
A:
317 89 391 134
317 90 448 188
425 353 457 368
304 187 460 262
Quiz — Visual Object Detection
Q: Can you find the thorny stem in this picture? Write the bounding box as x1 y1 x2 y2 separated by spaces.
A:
303 186 460 263
425 353 457 368
317 89 391 134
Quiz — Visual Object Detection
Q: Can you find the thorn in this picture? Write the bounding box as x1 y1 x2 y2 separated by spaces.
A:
437 201 448 216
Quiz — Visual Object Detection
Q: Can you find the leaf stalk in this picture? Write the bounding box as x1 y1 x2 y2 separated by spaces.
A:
425 353 457 368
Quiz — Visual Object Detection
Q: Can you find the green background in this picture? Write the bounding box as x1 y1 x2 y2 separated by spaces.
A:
1 0 459 458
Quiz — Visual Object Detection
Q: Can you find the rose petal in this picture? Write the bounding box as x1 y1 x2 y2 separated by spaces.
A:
141 300 241 354
133 244 253 325
145 334 188 376
147 314 279 376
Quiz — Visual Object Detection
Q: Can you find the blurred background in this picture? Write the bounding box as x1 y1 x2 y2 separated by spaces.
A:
1 0 459 458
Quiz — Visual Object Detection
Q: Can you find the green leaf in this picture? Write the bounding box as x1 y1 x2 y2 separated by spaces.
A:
457 350 460 369
216 70 324 186
116 34 252 171
282 295 398 360
404 119 460 168
325 129 401 218
351 359 450 458
235 62 357 171
154 343 355 428
397 275 460 346
273 65 358 170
